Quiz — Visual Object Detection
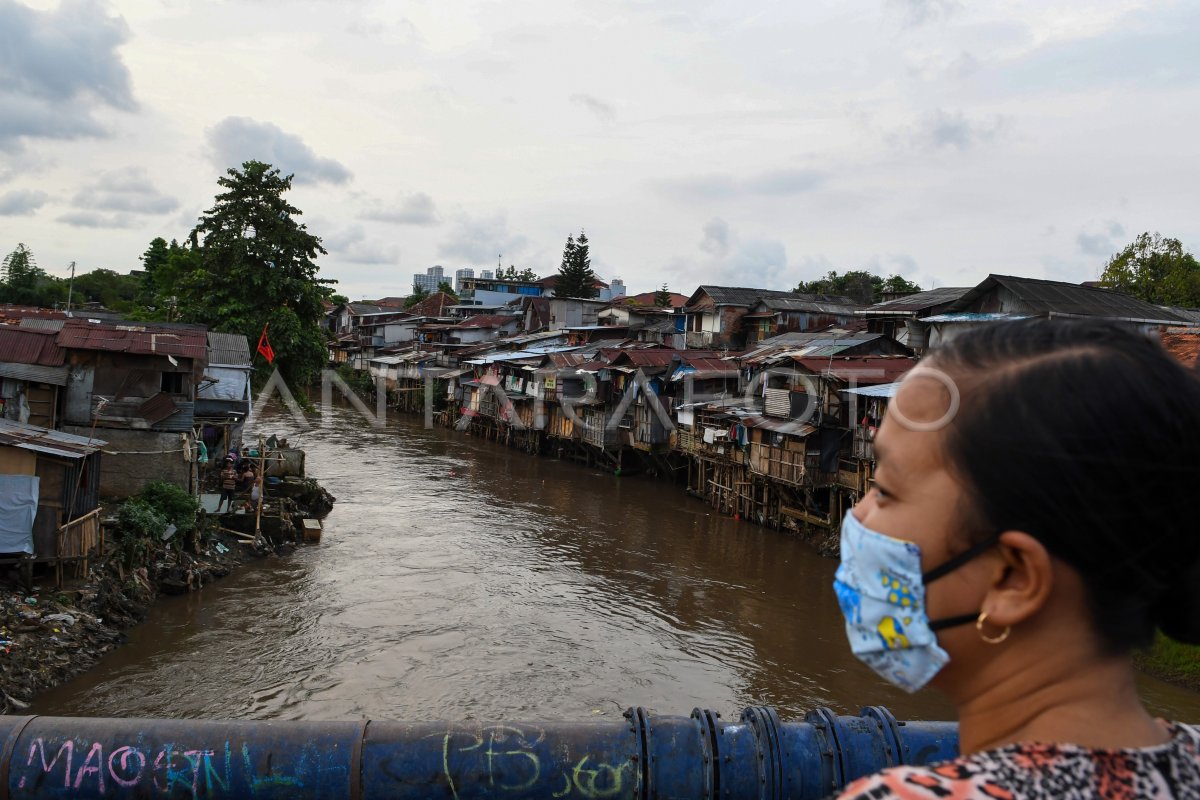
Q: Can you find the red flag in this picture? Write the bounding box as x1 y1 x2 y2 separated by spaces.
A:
256 323 275 363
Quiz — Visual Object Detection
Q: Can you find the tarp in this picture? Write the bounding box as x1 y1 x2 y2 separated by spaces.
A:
0 474 39 554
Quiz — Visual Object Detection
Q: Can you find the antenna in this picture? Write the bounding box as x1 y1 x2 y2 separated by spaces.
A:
65 261 76 317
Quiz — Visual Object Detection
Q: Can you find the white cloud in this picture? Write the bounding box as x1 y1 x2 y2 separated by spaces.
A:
71 167 178 214
56 210 136 229
206 117 352 185
0 189 49 216
569 93 616 124
0 0 135 151
360 193 440 226
437 211 528 265
324 224 400 265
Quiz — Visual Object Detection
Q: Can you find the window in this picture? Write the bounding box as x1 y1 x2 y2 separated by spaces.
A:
161 372 185 394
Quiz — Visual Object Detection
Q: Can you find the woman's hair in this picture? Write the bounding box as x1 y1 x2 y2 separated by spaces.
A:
927 318 1200 652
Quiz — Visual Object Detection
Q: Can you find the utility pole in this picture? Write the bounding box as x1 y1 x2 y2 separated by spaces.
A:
64 261 76 316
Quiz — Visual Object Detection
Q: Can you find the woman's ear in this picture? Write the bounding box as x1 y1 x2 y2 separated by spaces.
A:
980 531 1054 628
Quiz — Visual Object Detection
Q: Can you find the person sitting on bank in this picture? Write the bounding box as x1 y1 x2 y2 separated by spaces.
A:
833 318 1200 799
215 459 238 513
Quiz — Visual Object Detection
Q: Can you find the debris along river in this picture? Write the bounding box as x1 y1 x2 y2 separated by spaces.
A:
30 406 1200 722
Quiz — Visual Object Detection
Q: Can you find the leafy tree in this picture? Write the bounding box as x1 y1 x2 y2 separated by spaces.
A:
654 283 672 307
404 284 430 308
180 161 335 387
0 243 65 307
1099 232 1200 307
498 265 538 281
795 270 921 306
436 280 459 301
71 268 141 312
555 230 598 299
134 238 201 320
881 274 922 296
330 293 349 306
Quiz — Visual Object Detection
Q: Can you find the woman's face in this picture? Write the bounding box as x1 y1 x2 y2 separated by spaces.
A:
850 371 993 672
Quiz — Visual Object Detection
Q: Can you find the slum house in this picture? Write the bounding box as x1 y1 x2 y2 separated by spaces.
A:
57 319 207 497
0 327 68 428
785 355 916 514
682 286 840 349
923 275 1190 346
677 332 911 535
741 295 863 348
195 332 252 469
327 302 387 335
857 287 971 353
419 315 521 347
0 419 104 588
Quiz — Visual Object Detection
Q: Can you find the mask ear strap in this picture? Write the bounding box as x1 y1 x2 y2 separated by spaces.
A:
928 613 978 632
922 534 1000 584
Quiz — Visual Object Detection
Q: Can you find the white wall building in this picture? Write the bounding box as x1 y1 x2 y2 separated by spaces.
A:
413 265 446 293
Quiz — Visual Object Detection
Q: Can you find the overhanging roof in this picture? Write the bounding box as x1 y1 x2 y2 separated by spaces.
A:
0 418 105 459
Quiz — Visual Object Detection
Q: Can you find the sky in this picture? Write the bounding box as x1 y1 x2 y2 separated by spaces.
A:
2 0 1198 301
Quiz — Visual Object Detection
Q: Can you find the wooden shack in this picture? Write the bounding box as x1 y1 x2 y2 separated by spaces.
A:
0 419 105 585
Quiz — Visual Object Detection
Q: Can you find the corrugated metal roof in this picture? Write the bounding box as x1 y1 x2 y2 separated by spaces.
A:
793 356 917 384
0 418 105 459
1161 328 1200 371
946 275 1187 324
754 295 861 314
742 416 816 436
842 382 903 397
0 327 65 366
860 287 972 315
58 319 208 360
920 312 1031 323
17 318 65 331
688 286 804 308
206 332 251 366
0 363 69 385
138 392 181 425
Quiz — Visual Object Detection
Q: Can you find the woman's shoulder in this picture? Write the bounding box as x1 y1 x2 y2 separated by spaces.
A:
836 723 1200 800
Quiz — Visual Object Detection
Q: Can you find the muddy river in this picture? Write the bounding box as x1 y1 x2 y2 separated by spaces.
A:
31 407 1200 723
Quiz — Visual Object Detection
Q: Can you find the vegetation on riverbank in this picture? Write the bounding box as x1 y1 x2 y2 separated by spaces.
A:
1136 634 1200 692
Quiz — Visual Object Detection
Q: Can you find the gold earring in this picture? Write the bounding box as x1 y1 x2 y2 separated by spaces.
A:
976 612 1011 645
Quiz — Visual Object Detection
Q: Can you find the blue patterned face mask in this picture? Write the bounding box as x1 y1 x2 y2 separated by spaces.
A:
833 511 997 693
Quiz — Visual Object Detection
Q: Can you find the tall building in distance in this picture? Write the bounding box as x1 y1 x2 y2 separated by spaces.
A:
454 268 475 293
412 265 445 293
609 278 626 299
480 269 494 280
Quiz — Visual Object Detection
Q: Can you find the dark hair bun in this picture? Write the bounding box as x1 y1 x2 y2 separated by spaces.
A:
1157 558 1200 645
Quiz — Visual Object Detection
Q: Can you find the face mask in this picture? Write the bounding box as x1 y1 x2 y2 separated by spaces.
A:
833 510 996 693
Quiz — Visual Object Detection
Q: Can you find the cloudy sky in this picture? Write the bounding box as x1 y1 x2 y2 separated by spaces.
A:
2 0 1198 300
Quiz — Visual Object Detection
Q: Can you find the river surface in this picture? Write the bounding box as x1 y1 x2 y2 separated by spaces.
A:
32 407 1200 723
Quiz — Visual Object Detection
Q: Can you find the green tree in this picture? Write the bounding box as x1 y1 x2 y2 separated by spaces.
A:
555 230 598 299
498 265 538 281
654 283 672 307
330 293 349 306
180 161 335 387
436 280 459 301
795 270 920 306
404 284 430 308
1099 232 1200 307
0 243 65 307
71 268 142 312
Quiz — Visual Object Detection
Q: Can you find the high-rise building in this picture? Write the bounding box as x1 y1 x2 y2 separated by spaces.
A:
412 265 446 293
609 278 627 299
454 268 475 292
480 269 494 280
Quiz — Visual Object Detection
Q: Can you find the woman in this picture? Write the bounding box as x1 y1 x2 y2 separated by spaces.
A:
833 318 1200 798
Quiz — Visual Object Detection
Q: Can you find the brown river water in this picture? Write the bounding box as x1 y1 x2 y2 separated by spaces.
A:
31 406 1200 723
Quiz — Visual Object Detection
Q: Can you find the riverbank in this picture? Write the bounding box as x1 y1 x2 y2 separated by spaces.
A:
1136 636 1200 693
0 477 336 714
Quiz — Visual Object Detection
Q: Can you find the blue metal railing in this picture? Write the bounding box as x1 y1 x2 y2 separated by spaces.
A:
0 706 958 799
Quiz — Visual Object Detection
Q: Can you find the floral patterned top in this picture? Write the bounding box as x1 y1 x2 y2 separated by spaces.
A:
836 722 1200 799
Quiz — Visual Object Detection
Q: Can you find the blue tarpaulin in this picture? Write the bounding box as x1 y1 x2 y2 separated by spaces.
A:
0 474 39 554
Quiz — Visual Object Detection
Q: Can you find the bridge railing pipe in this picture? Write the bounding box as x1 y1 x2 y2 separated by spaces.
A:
0 707 958 799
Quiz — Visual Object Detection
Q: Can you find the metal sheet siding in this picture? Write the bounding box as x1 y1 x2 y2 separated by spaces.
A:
58 320 208 360
764 388 791 418
206 332 252 366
